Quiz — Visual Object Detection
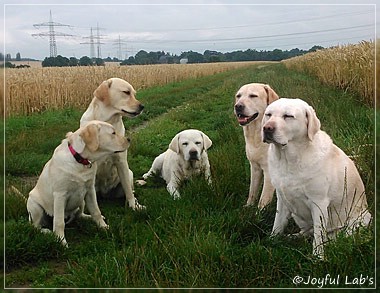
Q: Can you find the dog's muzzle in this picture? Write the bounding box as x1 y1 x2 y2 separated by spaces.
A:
262 124 275 143
121 104 144 117
235 104 259 126
189 150 199 161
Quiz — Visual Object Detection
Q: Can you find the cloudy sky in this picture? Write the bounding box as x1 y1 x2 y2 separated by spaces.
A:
2 0 378 60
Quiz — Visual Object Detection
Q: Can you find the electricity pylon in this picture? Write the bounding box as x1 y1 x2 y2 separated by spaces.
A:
32 10 74 57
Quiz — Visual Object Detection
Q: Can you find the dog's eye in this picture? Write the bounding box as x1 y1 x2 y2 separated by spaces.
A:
112 131 116 135
249 94 258 98
236 94 241 99
283 114 294 119
123 91 131 95
195 142 202 145
182 142 188 146
265 113 272 118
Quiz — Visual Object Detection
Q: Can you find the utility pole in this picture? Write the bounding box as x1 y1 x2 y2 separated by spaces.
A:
32 10 74 57
80 24 105 59
81 27 95 58
112 35 128 60
95 23 105 59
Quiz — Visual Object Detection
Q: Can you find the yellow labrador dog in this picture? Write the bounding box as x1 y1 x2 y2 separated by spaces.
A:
234 83 279 209
142 129 212 198
262 98 372 259
27 121 130 247
80 78 144 210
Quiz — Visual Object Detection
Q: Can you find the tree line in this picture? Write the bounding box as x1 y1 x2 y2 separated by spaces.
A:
122 46 323 65
3 46 324 68
41 55 105 67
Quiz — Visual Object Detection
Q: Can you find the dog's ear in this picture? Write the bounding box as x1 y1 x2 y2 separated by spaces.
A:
264 85 279 105
306 106 321 141
80 124 99 152
67 131 86 153
93 79 113 105
201 132 212 150
169 133 180 154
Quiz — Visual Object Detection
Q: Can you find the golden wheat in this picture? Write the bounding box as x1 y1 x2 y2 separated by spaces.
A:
0 62 270 116
283 40 375 107
3 61 270 117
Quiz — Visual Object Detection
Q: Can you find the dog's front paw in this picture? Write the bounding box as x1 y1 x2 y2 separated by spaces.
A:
128 198 146 210
172 191 181 200
142 173 150 180
135 179 147 186
58 237 68 248
62 239 68 248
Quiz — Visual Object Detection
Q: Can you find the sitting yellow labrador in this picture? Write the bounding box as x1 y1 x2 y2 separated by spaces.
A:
262 98 372 259
142 129 212 198
27 121 130 247
80 78 144 210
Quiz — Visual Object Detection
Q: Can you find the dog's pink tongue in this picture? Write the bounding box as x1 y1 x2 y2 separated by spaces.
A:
238 117 248 124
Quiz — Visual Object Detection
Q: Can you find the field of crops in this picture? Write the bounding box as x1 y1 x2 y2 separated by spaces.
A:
282 40 375 107
4 62 375 289
3 41 375 288
2 61 271 117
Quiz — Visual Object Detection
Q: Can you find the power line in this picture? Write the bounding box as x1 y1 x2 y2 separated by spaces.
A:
140 9 373 32
31 10 75 57
129 23 373 44
223 34 374 52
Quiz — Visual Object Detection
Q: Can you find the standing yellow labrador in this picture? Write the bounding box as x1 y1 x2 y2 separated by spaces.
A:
234 83 279 209
27 121 130 247
262 98 372 259
80 78 144 210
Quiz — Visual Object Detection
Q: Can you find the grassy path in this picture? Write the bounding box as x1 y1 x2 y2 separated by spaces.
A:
4 63 374 289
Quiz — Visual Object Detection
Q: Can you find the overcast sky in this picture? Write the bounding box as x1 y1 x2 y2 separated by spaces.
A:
2 0 378 60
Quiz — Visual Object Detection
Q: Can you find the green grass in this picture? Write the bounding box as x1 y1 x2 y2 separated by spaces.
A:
4 63 375 289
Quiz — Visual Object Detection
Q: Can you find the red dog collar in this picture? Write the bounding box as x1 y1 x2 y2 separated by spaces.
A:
68 143 92 167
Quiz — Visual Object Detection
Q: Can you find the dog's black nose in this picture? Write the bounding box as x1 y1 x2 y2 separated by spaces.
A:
139 104 144 112
189 150 198 159
263 124 275 143
235 103 244 113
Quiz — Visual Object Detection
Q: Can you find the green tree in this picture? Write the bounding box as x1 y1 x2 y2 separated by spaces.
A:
94 58 105 66
69 57 78 66
79 56 93 66
42 57 55 67
4 61 15 68
309 45 324 52
184 51 204 63
134 50 149 65
120 56 135 65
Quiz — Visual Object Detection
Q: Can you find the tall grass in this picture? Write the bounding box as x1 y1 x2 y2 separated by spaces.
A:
283 41 375 107
3 61 270 117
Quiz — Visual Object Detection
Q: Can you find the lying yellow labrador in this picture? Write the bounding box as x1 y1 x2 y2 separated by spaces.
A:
27 121 130 247
142 129 212 198
234 83 279 209
80 78 144 210
262 98 372 259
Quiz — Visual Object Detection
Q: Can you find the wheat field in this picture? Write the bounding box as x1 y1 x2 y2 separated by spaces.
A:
282 40 375 107
3 61 269 117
